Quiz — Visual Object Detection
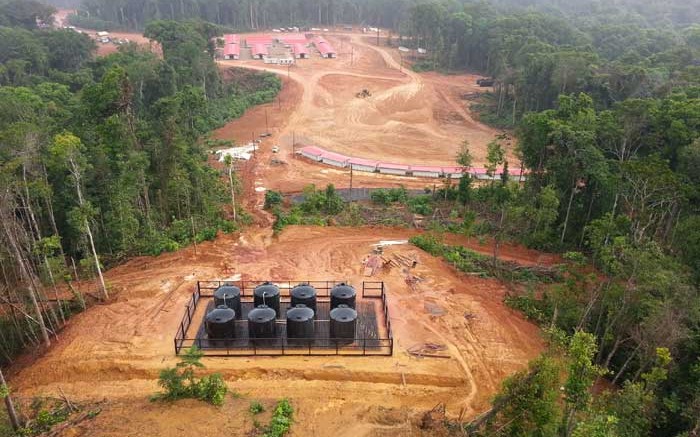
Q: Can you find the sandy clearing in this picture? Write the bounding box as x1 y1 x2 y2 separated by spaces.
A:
213 32 513 197
11 226 543 435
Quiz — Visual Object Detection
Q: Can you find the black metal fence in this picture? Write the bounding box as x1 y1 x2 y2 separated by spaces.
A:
174 281 393 357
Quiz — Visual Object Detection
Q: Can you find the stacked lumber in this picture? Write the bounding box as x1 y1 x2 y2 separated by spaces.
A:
392 253 418 268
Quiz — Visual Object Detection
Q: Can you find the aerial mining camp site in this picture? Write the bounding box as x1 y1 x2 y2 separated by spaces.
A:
2 1 699 437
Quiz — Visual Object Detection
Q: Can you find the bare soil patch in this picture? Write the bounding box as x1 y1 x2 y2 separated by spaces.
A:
11 226 543 435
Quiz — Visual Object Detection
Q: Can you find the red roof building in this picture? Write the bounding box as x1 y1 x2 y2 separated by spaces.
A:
223 43 240 60
292 43 309 59
411 165 443 178
313 37 336 58
246 35 273 47
252 43 268 58
347 157 378 172
279 34 308 45
223 34 239 45
377 162 409 175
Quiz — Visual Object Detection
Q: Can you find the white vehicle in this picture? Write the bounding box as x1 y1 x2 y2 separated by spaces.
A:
272 146 280 153
311 27 321 31
323 28 329 32
272 28 281 33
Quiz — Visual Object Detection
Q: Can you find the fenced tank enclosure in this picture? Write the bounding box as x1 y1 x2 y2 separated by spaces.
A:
174 281 393 356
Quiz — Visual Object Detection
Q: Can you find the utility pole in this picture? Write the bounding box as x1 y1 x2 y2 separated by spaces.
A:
376 28 380 46
265 108 269 132
349 165 353 193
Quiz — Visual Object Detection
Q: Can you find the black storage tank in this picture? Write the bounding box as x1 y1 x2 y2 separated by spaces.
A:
247 305 277 339
330 304 357 340
290 284 318 313
286 305 315 340
253 282 281 317
205 305 236 339
213 285 242 318
330 283 356 309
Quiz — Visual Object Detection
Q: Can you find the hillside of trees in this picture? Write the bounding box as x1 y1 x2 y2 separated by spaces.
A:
401 1 700 126
0 13 280 366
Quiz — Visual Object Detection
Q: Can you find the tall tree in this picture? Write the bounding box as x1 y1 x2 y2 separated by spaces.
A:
49 133 108 300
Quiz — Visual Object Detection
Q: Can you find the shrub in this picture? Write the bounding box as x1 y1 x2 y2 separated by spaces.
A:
370 189 391 205
143 233 180 256
196 374 227 406
407 195 433 215
264 190 283 209
249 401 265 415
261 399 294 437
409 234 444 255
412 60 434 72
195 227 218 242
168 219 193 243
153 346 227 406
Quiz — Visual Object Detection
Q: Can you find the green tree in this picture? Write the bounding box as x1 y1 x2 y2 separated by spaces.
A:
49 133 108 300
562 331 601 436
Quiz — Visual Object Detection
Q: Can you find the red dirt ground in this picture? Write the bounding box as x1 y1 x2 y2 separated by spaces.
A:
11 227 545 436
213 32 512 195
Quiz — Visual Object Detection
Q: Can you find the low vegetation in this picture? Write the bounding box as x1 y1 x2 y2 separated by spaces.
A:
261 399 294 437
249 401 264 415
152 346 227 406
410 233 560 283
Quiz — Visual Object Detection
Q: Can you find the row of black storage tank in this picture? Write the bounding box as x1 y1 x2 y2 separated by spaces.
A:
213 282 358 316
205 282 358 341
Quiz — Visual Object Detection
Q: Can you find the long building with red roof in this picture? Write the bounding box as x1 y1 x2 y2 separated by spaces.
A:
246 35 273 47
313 37 336 58
224 34 239 45
292 43 309 59
297 146 527 179
223 43 239 60
221 34 240 60
279 33 308 45
252 43 268 59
